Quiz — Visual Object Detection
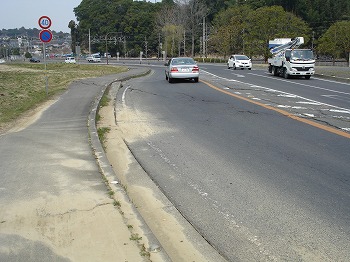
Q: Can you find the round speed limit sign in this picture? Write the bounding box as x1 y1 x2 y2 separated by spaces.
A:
38 16 52 29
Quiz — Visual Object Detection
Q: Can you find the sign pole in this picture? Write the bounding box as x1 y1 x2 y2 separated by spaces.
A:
43 42 48 96
38 16 52 96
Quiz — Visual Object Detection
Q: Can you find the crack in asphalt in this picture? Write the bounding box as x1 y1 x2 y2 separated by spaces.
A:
36 202 112 218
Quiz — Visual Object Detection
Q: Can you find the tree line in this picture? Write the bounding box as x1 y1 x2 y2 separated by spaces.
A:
70 0 350 63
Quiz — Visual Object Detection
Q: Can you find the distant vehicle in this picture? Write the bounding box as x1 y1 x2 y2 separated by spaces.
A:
164 57 199 83
268 37 315 79
65 57 76 64
227 55 252 70
30 57 40 63
86 54 101 63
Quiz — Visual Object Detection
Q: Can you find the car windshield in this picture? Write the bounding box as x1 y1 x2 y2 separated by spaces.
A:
235 55 249 60
172 58 195 65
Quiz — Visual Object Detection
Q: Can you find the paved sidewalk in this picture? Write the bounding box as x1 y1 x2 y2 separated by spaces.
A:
0 68 163 262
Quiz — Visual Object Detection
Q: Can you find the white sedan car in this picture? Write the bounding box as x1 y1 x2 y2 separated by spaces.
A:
165 57 199 83
65 57 76 64
227 55 252 70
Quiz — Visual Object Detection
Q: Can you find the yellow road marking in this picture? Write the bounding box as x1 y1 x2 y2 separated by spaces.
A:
201 79 350 139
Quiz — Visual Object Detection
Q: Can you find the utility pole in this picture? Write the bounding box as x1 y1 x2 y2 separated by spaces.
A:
158 33 160 60
183 30 186 56
89 28 91 54
202 16 205 58
242 29 245 54
144 36 148 63
124 36 126 58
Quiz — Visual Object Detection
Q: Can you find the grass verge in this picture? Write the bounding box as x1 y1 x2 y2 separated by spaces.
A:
0 62 127 130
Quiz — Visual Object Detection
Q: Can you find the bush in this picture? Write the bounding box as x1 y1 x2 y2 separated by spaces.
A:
25 52 32 59
194 57 226 63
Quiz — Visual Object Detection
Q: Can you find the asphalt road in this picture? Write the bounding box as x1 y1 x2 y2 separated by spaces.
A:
116 64 350 261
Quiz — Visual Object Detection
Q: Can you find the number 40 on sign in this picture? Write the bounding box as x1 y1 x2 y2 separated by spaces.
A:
38 16 52 29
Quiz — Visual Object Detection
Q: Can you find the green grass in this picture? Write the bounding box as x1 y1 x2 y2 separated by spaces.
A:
99 92 111 107
97 127 111 150
0 62 127 128
130 233 142 241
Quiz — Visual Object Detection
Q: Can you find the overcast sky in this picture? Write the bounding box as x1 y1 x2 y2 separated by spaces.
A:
0 0 82 33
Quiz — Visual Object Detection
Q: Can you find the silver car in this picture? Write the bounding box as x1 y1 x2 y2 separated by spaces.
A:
165 57 199 83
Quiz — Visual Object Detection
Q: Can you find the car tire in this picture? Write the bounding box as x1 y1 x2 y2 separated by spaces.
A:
283 69 289 79
233 64 236 70
194 77 199 83
168 77 173 83
305 75 311 80
227 63 231 69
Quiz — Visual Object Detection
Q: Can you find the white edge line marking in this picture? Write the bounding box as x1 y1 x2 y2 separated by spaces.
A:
201 70 350 113
122 86 130 107
248 72 350 94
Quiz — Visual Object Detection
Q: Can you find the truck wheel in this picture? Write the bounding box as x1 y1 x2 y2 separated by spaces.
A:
283 69 289 79
273 66 278 76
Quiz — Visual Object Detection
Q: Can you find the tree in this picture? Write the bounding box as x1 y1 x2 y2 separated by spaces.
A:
200 0 225 20
318 21 350 66
156 0 206 57
156 3 186 57
74 0 161 56
25 52 32 59
210 5 252 57
210 5 310 60
245 5 311 61
68 20 78 54
183 0 207 56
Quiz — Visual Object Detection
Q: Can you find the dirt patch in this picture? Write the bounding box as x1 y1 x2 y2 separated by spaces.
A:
0 191 144 261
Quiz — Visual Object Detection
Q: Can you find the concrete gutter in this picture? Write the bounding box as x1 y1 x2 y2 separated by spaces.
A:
88 67 171 261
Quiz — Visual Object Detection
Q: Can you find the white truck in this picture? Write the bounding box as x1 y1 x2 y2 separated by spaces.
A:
268 37 315 79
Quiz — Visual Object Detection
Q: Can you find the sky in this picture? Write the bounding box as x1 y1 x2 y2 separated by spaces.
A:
0 0 83 33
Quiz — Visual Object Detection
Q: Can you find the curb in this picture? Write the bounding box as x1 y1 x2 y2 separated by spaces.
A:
314 73 350 83
87 67 171 261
